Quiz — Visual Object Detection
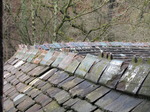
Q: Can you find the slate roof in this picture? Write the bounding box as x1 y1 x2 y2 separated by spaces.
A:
3 42 150 112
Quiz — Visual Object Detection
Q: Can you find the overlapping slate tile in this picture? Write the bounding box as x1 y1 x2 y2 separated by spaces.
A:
28 66 49 77
34 93 52 106
48 71 69 85
51 52 67 67
46 87 61 98
40 50 54 65
13 95 28 106
75 54 99 77
138 72 150 97
103 94 143 112
39 68 58 81
117 63 150 94
131 100 150 112
46 51 60 65
3 99 14 111
27 88 42 98
43 101 65 112
22 48 34 61
59 77 84 90
85 59 109 83
94 109 103 112
53 90 71 104
71 99 97 112
32 50 47 64
63 98 80 108
17 97 35 111
86 86 110 103
26 104 41 112
99 59 125 88
27 49 39 62
69 80 99 98
65 55 84 74
58 76 75 88
21 63 37 73
14 60 25 68
58 53 76 69
95 90 121 108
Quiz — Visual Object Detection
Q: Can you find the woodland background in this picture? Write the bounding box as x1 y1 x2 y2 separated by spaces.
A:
3 0 150 61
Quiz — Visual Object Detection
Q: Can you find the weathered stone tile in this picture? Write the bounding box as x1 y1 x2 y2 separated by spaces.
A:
32 50 47 64
7 107 18 112
75 54 99 77
26 104 41 112
51 52 67 67
117 64 150 94
3 99 14 111
131 100 150 112
58 53 77 69
25 77 35 84
69 80 98 98
27 88 42 98
40 83 52 93
94 109 103 112
12 59 20 65
86 86 110 103
72 99 97 112
95 91 121 108
14 95 28 106
13 94 27 106
22 49 33 61
4 72 11 79
53 90 71 104
58 76 75 88
85 59 109 83
46 87 61 98
65 55 84 74
39 68 58 81
27 49 39 62
104 95 143 112
22 63 37 73
35 93 52 106
138 72 150 97
43 101 65 112
63 98 80 109
16 83 27 92
3 83 12 93
7 75 16 83
10 92 20 100
14 60 25 68
19 62 30 71
28 66 49 77
46 51 60 65
4 86 15 95
7 89 18 98
17 97 35 111
40 50 54 65
99 60 125 88
48 71 69 85
18 74 30 83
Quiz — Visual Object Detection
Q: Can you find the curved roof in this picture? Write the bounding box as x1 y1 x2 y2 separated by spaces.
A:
3 42 150 112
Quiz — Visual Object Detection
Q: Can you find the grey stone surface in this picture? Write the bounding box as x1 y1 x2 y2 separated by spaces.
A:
75 54 99 77
53 90 71 104
46 51 60 65
99 60 125 88
69 80 99 98
72 99 97 112
65 55 84 74
85 59 109 83
51 52 67 67
117 64 150 94
48 71 69 85
86 86 110 103
95 90 121 108
40 50 54 65
63 98 80 108
104 94 143 112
